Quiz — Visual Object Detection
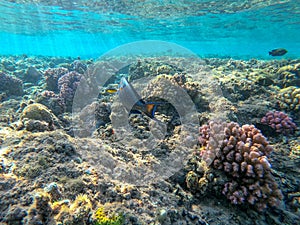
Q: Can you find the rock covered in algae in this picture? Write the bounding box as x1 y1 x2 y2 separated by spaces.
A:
141 74 208 114
36 90 66 116
54 194 93 224
128 59 182 80
24 192 55 224
24 66 42 84
21 103 54 123
0 71 23 96
20 103 61 131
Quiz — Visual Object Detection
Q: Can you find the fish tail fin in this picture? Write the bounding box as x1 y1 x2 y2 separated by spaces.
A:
268 52 272 55
144 103 159 118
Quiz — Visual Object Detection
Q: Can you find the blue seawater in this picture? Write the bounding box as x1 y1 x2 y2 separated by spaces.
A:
0 0 299 59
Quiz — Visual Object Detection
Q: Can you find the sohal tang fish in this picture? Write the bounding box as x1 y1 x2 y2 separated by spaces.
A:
118 77 160 118
269 48 287 56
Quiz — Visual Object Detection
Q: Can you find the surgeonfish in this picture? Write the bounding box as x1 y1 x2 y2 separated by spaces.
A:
269 48 287 56
117 77 160 118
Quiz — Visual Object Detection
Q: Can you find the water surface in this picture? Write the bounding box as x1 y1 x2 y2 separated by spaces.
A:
0 0 299 58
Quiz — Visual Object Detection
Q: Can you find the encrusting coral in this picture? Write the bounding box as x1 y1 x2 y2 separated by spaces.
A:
197 121 283 211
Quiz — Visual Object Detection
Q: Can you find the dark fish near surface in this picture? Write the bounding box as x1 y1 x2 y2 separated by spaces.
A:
117 77 161 118
269 48 288 56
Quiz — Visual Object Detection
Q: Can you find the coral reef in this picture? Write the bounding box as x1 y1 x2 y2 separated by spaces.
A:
261 111 297 135
24 66 42 84
141 73 209 114
276 63 300 88
128 59 182 81
36 90 66 116
198 121 283 211
20 103 54 126
25 192 56 224
276 86 300 113
68 194 93 224
71 59 88 74
44 182 62 202
44 67 69 91
1 56 300 225
0 71 23 96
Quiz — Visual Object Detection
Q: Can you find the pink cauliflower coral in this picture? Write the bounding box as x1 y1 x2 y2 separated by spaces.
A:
199 121 283 211
261 111 297 135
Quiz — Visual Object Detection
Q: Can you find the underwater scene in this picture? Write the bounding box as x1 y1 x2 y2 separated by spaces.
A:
0 0 299 225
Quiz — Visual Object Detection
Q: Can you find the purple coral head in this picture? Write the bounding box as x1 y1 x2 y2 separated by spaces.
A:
261 110 297 135
57 71 82 112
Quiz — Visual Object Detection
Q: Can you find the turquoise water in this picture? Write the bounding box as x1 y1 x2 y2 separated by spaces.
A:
0 0 299 59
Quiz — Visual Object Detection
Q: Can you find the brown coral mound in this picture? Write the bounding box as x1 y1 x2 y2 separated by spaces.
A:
199 121 283 211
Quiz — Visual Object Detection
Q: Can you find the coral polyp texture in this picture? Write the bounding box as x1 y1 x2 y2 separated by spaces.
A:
261 111 297 135
198 121 283 211
44 67 69 92
58 71 82 112
0 71 23 96
276 86 300 113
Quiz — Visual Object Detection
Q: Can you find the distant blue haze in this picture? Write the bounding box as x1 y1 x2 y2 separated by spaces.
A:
0 0 299 59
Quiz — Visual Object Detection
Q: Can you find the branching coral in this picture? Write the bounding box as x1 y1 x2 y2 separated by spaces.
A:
44 67 68 92
276 86 300 112
197 121 283 211
0 71 23 96
261 111 297 135
58 71 82 112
